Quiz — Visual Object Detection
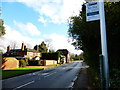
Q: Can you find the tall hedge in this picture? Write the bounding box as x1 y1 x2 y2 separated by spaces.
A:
41 52 61 60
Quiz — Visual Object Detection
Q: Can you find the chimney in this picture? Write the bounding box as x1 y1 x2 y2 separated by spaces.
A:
36 45 39 51
24 45 26 49
21 43 24 51
7 45 10 52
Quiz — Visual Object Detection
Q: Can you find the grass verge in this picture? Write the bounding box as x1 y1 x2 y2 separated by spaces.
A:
46 64 60 66
1 67 44 79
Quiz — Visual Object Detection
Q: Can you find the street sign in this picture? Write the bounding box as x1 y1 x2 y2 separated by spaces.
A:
86 1 100 22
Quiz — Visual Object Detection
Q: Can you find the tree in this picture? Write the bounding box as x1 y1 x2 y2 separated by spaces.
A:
45 39 55 52
68 1 120 68
68 2 120 87
0 8 5 52
0 19 5 37
34 41 48 53
0 8 5 37
10 40 19 49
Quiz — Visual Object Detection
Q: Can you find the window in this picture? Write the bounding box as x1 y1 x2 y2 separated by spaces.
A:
38 53 40 56
29 52 33 55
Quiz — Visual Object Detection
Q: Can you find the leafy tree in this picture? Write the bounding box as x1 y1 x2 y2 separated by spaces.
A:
0 8 5 37
68 2 120 87
34 41 48 53
0 19 5 37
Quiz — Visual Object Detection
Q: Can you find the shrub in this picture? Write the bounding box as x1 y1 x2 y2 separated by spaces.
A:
19 60 27 67
42 51 61 60
28 60 41 66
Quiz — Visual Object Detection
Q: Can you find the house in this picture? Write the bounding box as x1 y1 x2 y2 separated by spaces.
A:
41 52 60 65
57 49 70 63
3 43 40 59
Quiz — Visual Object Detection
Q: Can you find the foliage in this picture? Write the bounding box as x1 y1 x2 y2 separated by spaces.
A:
68 2 120 88
41 51 61 60
87 67 101 88
28 60 41 66
19 60 27 67
70 53 84 61
0 50 3 54
55 51 61 58
110 68 120 88
34 41 48 53
0 19 5 37
79 52 84 60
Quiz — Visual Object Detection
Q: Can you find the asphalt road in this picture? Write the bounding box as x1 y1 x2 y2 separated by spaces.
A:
2 61 83 89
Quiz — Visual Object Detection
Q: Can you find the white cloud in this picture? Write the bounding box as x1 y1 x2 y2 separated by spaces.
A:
14 21 41 36
0 24 42 52
38 16 47 26
43 33 83 55
12 0 85 24
0 25 82 54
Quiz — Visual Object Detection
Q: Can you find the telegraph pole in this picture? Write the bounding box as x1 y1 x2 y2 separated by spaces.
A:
99 0 109 88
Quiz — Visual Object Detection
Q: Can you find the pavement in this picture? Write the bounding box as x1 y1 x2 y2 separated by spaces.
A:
72 62 89 90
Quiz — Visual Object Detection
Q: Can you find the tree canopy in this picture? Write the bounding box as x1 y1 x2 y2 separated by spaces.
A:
68 2 120 87
34 41 48 53
0 19 5 37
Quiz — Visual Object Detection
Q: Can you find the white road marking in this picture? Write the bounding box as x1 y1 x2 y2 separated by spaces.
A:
13 81 35 90
41 73 49 76
67 82 74 88
62 68 66 69
44 72 56 78
72 76 77 82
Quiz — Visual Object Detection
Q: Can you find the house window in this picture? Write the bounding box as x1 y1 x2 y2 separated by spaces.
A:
38 53 40 56
29 52 33 55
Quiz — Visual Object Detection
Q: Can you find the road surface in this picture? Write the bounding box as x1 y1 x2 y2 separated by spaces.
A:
2 61 83 89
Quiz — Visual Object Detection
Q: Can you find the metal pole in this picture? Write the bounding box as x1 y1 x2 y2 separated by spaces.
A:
99 54 105 89
99 0 109 88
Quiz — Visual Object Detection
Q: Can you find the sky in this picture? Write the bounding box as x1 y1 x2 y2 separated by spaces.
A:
0 0 85 55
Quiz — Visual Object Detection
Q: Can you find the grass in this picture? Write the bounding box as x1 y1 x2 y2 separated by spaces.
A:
46 64 60 66
1 67 44 79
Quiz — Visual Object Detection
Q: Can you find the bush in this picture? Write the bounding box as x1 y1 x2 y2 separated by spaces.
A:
110 68 120 88
19 60 27 67
42 52 61 60
28 60 41 66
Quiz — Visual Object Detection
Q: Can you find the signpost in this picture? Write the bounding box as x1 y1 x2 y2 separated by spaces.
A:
86 1 100 22
86 0 109 88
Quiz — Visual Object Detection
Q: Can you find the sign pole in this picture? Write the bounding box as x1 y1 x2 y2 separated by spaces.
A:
99 0 109 88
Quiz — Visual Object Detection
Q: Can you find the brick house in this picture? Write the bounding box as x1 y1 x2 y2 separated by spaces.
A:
3 43 40 59
57 49 70 63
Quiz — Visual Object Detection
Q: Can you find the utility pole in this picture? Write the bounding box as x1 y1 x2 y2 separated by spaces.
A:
99 0 109 88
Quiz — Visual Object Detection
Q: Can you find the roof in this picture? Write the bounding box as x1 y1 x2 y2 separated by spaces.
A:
57 49 69 55
9 49 22 52
27 49 39 53
6 48 39 53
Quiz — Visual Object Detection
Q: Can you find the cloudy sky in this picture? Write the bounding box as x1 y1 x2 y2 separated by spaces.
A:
0 0 84 54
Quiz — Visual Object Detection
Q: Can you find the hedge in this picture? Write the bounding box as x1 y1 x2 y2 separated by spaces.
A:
19 60 27 67
28 60 41 66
